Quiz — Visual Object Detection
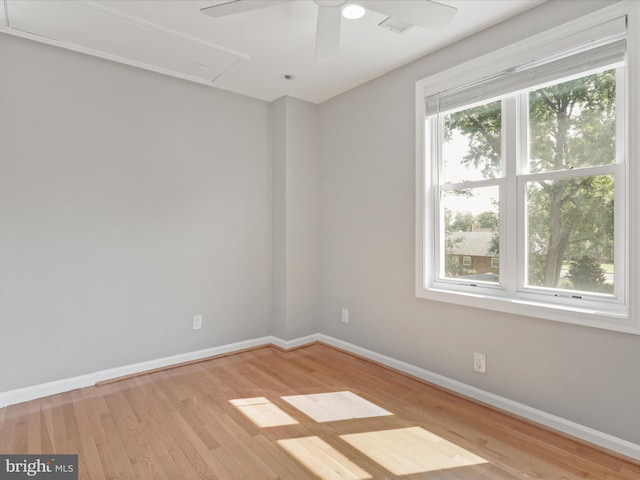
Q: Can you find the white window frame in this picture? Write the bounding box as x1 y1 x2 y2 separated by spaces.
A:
415 1 640 335
491 257 499 269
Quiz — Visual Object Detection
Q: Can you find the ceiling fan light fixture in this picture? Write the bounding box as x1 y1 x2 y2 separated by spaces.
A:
342 3 366 20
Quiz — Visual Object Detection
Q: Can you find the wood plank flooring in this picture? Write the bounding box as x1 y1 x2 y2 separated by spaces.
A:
1 344 639 479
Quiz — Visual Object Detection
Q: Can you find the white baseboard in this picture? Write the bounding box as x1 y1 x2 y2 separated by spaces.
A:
0 336 273 408
92 336 274 384
316 333 640 462
270 333 320 350
0 373 97 409
1 332 639 462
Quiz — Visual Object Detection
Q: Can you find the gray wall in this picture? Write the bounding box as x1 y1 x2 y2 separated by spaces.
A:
0 34 272 392
271 97 288 338
271 96 320 339
317 0 640 445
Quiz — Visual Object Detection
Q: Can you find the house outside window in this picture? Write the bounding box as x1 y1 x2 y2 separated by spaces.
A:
415 5 640 334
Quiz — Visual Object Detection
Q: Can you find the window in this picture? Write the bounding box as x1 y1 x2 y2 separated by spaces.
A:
416 9 640 334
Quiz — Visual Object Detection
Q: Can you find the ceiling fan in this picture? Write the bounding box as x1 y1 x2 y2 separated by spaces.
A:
201 0 457 63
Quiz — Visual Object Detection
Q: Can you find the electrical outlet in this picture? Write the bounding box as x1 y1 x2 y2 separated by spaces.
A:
341 308 349 324
474 352 486 373
192 314 202 330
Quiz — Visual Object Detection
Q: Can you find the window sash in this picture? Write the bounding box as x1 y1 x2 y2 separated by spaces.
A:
517 165 622 304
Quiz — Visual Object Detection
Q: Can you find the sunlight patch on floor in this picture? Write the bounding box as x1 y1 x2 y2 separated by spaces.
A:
229 397 299 428
281 391 392 423
278 436 371 480
340 426 489 475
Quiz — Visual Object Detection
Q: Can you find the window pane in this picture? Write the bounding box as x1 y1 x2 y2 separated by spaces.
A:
442 186 499 283
526 174 614 294
443 100 502 183
529 69 616 174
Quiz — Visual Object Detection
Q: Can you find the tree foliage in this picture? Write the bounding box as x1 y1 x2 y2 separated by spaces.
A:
444 209 498 233
565 254 606 291
450 212 474 232
475 211 499 230
444 101 501 178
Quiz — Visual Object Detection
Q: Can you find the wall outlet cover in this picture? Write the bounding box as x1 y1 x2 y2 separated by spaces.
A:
474 352 486 374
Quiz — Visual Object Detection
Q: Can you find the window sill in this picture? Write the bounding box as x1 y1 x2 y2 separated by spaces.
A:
417 286 638 335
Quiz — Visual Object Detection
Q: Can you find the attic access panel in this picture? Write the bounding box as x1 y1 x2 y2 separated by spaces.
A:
4 0 246 84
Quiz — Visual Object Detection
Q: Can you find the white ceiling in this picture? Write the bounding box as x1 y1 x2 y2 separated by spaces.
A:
1 0 545 104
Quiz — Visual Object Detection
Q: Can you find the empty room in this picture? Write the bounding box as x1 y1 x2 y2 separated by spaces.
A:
2 0 640 478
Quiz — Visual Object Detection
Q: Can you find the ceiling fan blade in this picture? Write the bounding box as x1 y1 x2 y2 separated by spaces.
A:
364 0 457 30
315 4 342 63
201 0 292 18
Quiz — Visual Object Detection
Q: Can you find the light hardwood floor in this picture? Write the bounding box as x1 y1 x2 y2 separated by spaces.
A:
1 344 639 479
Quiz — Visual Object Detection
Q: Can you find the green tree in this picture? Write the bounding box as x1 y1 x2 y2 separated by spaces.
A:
445 235 466 277
489 233 499 256
566 254 606 291
444 101 501 178
475 211 499 230
450 212 474 232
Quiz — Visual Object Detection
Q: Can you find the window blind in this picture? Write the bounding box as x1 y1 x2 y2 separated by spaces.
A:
425 16 626 116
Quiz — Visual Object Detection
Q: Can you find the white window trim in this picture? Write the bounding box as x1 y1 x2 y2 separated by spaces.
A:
415 1 640 335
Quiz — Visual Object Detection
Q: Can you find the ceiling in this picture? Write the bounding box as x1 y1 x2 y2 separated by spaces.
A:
0 0 545 104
